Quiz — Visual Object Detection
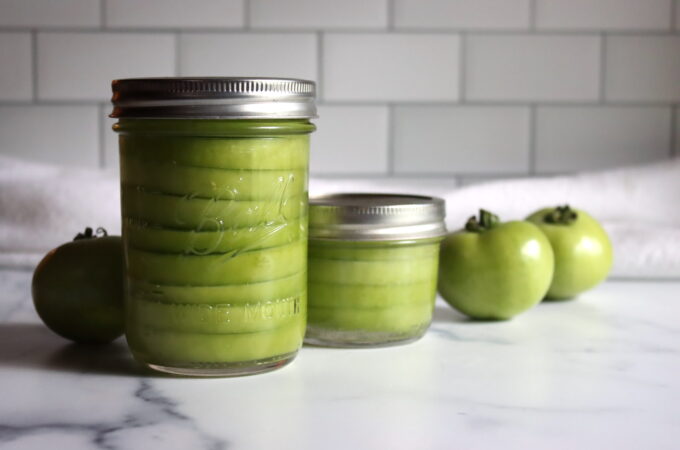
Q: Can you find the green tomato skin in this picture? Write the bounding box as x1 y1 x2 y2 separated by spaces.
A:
32 236 124 344
438 221 554 320
527 208 613 300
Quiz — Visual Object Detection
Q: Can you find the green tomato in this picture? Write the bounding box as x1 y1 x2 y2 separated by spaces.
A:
527 206 612 300
438 210 554 320
32 228 124 344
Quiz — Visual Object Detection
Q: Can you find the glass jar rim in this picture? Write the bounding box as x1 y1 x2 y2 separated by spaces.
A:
110 77 317 119
309 193 447 241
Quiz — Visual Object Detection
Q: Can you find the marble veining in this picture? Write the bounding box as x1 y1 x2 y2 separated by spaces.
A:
0 374 227 450
1 268 679 450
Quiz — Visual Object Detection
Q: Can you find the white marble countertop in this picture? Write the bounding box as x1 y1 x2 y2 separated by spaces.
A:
1 268 678 450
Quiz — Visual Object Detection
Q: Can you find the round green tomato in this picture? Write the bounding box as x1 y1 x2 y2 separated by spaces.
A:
32 231 124 344
527 206 612 300
438 211 554 320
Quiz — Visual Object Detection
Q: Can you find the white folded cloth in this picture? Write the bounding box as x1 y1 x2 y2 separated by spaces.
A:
0 156 119 268
311 159 680 228
311 158 680 280
1 155 678 279
605 222 680 279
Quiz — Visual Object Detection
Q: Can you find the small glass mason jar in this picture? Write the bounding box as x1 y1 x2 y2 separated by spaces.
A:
305 193 447 347
110 78 316 376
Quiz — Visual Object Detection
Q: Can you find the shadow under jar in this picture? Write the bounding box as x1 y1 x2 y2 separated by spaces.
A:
305 194 447 347
110 77 316 376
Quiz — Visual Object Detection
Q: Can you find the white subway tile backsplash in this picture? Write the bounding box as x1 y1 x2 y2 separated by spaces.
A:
323 34 460 101
105 0 244 29
605 36 680 102
250 0 387 29
311 105 388 175
0 105 99 167
37 32 175 101
393 0 530 30
535 0 672 30
179 33 317 81
393 106 530 174
536 107 671 172
0 2 676 178
465 35 600 102
0 0 99 28
0 33 32 101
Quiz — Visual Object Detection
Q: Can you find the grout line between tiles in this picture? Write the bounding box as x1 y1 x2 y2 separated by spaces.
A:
459 32 466 103
0 26 678 36
316 31 323 100
0 100 111 106
100 0 106 28
318 100 680 107
599 33 607 103
243 0 251 30
31 30 38 102
529 105 537 175
387 0 395 31
671 0 678 30
174 32 181 76
529 0 537 31
386 104 395 175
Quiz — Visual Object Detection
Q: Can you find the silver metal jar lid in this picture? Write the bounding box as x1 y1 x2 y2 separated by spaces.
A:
110 77 316 119
309 193 447 241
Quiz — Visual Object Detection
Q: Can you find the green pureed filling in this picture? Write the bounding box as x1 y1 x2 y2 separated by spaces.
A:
306 239 441 346
116 119 313 371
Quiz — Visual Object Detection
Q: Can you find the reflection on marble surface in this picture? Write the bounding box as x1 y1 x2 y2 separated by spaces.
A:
1 268 679 449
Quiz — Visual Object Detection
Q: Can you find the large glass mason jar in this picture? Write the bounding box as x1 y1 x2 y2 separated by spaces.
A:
110 78 316 376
